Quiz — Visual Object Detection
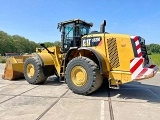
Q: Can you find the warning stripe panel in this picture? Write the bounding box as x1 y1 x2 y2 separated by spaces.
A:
132 36 142 58
135 40 139 46
130 59 143 73
136 44 141 50
149 65 156 68
133 36 139 42
132 65 144 79
130 58 142 68
130 58 158 80
130 36 158 80
138 52 142 57
137 48 141 54
135 68 148 79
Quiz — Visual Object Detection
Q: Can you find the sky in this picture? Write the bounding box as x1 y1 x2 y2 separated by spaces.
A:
0 0 160 44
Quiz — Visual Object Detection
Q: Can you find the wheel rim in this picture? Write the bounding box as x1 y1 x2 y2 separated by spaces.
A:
26 64 35 78
71 66 88 86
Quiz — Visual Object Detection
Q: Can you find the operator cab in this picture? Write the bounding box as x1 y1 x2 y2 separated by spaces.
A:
57 19 93 52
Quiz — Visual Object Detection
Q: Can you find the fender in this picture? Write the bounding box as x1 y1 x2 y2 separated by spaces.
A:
32 53 44 66
65 47 78 63
78 47 107 74
33 53 55 66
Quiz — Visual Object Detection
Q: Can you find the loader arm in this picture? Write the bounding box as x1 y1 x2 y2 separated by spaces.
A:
33 46 63 76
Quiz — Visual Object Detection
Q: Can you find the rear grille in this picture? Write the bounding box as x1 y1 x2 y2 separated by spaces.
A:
141 44 147 55
107 38 120 69
140 42 149 65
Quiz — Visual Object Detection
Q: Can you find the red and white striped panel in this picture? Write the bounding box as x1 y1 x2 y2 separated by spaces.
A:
130 36 158 80
130 57 158 80
131 36 142 57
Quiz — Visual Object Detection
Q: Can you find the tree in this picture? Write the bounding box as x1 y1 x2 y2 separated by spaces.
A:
42 41 61 47
53 41 61 46
0 31 38 55
146 44 160 54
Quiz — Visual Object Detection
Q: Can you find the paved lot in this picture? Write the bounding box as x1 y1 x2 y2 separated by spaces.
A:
0 63 160 120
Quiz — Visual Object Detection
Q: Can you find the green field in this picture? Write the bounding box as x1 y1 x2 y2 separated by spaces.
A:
149 54 160 70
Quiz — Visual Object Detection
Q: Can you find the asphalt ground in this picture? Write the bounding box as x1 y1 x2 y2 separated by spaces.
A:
0 63 160 120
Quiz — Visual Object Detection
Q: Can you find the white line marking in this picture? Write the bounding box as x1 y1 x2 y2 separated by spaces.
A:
100 100 105 120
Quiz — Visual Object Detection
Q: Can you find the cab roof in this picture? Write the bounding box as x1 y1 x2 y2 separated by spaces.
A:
58 19 92 26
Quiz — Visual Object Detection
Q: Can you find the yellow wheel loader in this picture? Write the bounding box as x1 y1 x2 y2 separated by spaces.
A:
2 19 158 95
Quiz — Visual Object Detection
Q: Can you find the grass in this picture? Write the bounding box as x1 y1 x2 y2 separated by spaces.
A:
149 54 160 70
0 56 6 63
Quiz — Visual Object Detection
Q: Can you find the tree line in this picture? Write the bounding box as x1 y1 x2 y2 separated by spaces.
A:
0 30 160 55
0 31 60 55
146 44 160 54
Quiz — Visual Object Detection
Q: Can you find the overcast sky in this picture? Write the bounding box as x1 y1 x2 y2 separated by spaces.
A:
0 0 160 44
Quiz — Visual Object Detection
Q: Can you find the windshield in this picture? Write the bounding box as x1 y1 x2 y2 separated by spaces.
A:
65 23 74 39
79 24 90 36
64 23 74 50
64 23 90 38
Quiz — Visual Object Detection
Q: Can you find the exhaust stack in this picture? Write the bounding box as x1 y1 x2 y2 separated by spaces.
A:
100 20 106 33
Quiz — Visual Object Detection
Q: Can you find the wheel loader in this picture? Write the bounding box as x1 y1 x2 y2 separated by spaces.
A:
2 19 159 95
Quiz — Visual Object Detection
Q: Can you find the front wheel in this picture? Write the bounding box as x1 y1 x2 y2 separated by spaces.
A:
24 57 47 84
65 56 103 95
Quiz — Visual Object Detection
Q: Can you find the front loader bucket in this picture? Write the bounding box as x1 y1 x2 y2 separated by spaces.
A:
2 55 32 80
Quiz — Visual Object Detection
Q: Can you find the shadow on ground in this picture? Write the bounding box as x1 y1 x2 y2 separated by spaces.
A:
45 76 160 103
44 76 65 86
91 81 160 103
15 76 160 103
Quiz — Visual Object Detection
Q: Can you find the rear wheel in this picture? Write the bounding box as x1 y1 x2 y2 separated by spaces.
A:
65 56 103 95
24 57 47 84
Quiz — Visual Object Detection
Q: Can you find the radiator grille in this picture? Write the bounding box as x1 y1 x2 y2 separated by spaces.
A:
140 42 149 65
107 38 120 69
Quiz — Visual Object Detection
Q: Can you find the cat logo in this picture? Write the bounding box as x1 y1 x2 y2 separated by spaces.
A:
83 39 91 46
82 37 101 47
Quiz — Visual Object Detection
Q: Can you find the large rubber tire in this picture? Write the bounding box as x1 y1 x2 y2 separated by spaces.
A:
65 56 103 95
24 57 47 84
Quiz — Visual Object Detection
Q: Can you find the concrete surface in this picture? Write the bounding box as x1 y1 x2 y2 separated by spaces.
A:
0 63 160 120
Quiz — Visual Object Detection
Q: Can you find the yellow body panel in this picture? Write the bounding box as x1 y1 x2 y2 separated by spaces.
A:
106 34 134 71
83 33 134 70
37 46 62 75
82 33 134 85
109 71 132 84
